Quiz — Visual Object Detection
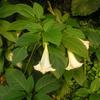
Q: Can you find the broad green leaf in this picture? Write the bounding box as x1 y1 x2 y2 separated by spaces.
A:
1 32 17 42
0 4 35 19
83 28 100 48
35 74 60 93
0 20 17 42
90 78 100 92
0 4 16 18
64 26 85 39
71 0 100 16
73 68 86 85
33 2 44 19
5 68 27 91
0 20 10 32
43 19 55 32
0 86 25 100
34 93 52 100
16 33 40 46
26 75 34 93
89 94 100 100
9 20 42 32
62 36 88 58
49 46 67 78
65 18 79 27
43 23 64 46
57 83 71 99
64 70 73 81
16 4 35 18
75 88 89 97
12 47 28 64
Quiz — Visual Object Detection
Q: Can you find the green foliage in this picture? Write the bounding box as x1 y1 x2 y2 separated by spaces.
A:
0 1 100 100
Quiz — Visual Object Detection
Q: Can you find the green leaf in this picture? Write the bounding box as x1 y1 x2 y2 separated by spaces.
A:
64 26 85 39
0 4 35 19
57 83 71 99
0 86 25 100
49 46 67 78
1 32 17 42
12 47 28 64
0 21 17 42
73 68 86 85
0 20 10 32
43 22 64 46
62 36 88 58
5 68 27 91
65 18 79 27
83 28 100 48
35 74 60 93
90 78 100 92
75 88 89 97
71 0 100 16
16 33 40 46
9 20 42 32
34 93 52 100
16 4 35 18
33 2 44 19
64 70 73 81
89 94 100 100
43 19 55 32
0 4 16 18
26 75 34 93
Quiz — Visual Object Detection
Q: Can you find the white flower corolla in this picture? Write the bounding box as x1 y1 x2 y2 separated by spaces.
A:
66 50 83 70
33 43 56 74
80 39 89 49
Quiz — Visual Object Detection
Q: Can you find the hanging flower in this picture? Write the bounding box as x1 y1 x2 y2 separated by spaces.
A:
33 43 56 74
79 39 89 49
66 50 83 70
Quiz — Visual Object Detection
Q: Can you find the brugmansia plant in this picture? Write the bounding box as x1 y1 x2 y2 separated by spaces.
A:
0 1 100 100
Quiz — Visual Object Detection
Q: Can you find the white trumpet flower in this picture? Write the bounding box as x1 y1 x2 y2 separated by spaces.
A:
66 50 83 70
33 43 56 74
80 39 89 49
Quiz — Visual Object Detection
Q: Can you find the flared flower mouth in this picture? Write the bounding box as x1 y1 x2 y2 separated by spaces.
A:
33 42 56 74
79 39 89 50
66 50 83 70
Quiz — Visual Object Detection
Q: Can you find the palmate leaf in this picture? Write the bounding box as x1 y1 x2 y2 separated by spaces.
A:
71 0 100 16
35 74 61 94
0 4 35 19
